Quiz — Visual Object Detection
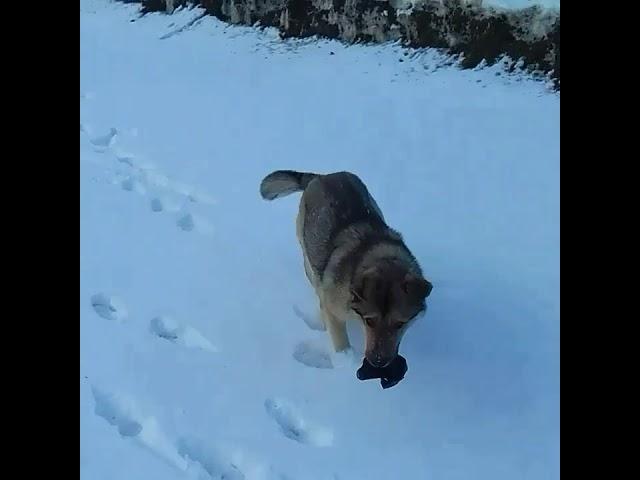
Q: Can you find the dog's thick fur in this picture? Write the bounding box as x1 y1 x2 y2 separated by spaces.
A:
260 170 432 367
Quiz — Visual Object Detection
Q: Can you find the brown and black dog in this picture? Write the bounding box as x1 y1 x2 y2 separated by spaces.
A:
260 170 432 369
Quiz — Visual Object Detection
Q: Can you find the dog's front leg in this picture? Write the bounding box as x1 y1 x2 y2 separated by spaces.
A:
322 308 350 352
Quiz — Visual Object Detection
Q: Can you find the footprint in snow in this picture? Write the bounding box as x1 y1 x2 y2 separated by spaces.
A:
91 386 143 437
115 152 136 167
177 437 245 480
90 293 128 322
177 213 195 231
293 339 333 369
150 197 164 212
264 398 333 447
150 316 218 353
89 127 118 150
121 176 135 191
91 386 188 470
293 305 325 331
120 175 147 195
176 212 214 235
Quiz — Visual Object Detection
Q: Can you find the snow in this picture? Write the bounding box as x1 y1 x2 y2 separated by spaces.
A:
483 0 560 10
80 1 559 479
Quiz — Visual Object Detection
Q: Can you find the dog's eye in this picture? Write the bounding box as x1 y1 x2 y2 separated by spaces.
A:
363 316 375 327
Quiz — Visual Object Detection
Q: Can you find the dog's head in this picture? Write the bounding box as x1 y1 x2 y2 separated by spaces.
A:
350 264 432 367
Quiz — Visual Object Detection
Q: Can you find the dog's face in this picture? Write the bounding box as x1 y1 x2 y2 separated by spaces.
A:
351 265 432 367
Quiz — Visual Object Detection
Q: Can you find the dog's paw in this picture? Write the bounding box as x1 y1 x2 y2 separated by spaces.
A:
331 347 361 370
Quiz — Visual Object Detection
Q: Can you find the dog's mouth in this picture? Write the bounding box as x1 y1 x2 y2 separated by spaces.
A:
365 355 395 369
365 344 400 369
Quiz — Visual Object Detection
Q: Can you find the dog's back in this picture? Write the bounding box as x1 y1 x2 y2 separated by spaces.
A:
261 170 393 281
300 172 389 279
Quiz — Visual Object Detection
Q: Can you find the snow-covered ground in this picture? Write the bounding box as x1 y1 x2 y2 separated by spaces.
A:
80 1 559 479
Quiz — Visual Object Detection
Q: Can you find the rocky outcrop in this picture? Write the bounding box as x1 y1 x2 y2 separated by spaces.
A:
139 0 559 89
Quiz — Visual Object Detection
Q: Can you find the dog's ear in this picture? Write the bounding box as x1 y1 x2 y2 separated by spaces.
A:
350 287 364 305
351 267 381 304
402 274 433 300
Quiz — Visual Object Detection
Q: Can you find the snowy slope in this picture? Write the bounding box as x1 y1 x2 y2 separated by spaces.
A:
80 1 559 479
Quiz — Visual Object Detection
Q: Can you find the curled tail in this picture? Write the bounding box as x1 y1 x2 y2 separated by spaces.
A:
260 170 319 200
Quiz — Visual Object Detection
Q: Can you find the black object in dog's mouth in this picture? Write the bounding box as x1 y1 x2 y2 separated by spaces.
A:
356 355 408 389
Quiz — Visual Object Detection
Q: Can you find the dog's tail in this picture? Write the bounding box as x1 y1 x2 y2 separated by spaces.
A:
260 170 319 200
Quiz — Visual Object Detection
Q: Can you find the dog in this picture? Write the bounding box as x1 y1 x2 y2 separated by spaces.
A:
260 170 432 368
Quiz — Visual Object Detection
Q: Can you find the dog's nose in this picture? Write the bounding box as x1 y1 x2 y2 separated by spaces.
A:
368 355 392 368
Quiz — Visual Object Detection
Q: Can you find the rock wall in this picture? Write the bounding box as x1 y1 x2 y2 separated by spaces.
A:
139 0 559 88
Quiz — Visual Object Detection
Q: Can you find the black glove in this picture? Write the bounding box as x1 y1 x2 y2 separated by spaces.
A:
356 355 408 389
